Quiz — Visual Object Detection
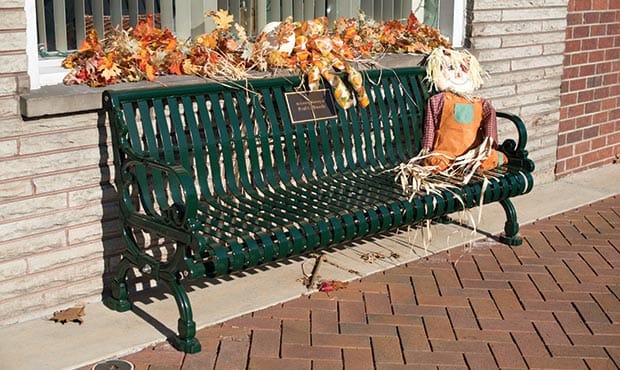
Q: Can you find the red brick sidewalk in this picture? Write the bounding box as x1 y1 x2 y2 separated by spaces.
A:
91 196 620 370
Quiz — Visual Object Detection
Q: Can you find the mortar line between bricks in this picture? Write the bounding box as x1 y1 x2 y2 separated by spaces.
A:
604 347 620 369
577 251 603 277
213 337 223 369
527 273 548 305
444 306 460 343
585 211 606 233
523 235 542 259
577 247 613 276
490 290 507 321
542 265 564 292
551 311 576 346
409 275 419 305
509 332 531 368
396 326 407 366
467 298 484 331
565 222 586 242
507 280 527 311
431 269 442 296
245 330 254 370
421 316 434 352
386 283 395 315
598 208 619 228
556 224 574 247
369 337 379 370
244 331 251 370
278 319 284 358
592 247 615 269
180 351 189 370
462 351 473 370
606 286 619 301
470 253 486 282
570 302 595 335
539 229 559 253
451 259 466 290
531 320 554 357
489 247 506 273
484 342 500 369
563 258 586 284
309 310 313 346
362 291 369 325
485 342 501 369
589 292 614 324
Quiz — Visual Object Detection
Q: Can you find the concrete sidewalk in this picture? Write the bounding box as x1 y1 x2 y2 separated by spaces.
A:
1 164 619 370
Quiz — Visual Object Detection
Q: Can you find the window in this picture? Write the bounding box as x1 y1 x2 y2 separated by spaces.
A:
26 0 463 89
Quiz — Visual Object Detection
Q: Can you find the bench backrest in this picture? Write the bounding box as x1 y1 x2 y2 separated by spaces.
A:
104 67 429 201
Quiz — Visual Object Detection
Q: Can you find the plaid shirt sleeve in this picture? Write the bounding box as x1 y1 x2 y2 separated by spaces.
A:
422 93 445 150
481 98 498 147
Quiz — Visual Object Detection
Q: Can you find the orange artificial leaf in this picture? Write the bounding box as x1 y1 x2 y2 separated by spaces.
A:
196 34 217 48
98 52 121 82
78 29 101 53
145 64 156 81
167 52 184 75
342 25 358 42
165 38 178 51
209 9 235 31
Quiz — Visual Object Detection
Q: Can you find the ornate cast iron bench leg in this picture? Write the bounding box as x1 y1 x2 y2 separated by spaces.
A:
498 198 523 246
163 277 201 353
105 257 133 312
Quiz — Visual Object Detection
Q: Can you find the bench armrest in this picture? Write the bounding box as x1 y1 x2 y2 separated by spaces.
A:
119 149 199 230
497 112 535 172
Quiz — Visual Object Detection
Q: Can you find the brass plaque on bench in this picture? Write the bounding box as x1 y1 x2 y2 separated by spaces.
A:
285 88 338 123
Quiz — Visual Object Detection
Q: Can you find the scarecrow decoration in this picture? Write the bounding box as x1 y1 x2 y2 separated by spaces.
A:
421 47 506 172
394 47 507 198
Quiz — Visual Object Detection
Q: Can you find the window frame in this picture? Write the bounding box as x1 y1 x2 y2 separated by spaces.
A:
25 0 466 90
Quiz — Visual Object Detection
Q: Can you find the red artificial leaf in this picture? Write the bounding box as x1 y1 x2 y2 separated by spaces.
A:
406 11 420 33
318 280 348 293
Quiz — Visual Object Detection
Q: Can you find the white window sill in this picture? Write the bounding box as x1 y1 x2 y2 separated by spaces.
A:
21 54 424 119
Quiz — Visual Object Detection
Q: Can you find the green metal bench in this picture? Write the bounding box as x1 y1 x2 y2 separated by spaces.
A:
103 66 534 353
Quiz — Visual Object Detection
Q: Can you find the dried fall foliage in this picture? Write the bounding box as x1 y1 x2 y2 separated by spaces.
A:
63 10 450 108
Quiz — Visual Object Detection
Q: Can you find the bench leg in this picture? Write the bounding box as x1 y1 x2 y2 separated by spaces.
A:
498 198 523 246
163 277 201 354
104 257 132 312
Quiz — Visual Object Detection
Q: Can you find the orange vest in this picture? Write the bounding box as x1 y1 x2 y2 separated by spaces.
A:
425 92 505 171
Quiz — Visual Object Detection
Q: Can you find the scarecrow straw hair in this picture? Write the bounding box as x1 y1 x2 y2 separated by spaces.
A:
425 47 486 93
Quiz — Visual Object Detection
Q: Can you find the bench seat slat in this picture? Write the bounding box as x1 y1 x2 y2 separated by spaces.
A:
194 167 529 274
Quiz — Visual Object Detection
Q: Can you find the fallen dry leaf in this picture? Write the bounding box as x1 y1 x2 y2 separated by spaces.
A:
360 252 385 263
50 304 85 325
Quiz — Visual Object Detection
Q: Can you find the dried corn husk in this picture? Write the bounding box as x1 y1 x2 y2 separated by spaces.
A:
394 137 494 199
395 137 500 253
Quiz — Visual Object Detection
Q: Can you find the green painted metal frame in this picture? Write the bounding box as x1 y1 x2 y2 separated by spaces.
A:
102 66 535 353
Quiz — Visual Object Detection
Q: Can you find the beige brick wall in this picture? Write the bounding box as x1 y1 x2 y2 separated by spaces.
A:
0 111 123 325
468 0 569 184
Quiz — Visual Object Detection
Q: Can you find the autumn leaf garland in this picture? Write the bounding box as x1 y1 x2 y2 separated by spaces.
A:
62 10 450 108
